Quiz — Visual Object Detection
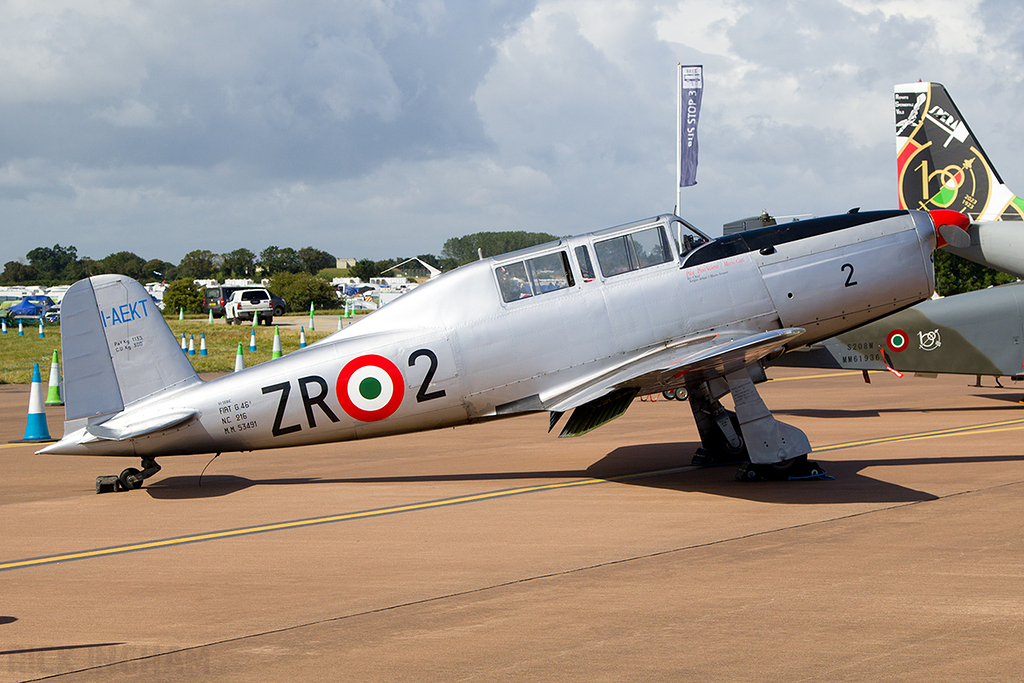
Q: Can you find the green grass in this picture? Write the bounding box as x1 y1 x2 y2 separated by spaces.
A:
0 317 346 385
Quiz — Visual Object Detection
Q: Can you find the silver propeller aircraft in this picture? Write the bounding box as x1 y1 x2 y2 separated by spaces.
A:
781 82 1024 380
40 207 965 490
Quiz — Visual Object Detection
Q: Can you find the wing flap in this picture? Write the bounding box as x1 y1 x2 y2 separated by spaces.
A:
546 328 804 414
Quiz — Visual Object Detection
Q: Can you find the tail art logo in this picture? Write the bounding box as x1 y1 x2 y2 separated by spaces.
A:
918 329 941 351
886 329 909 353
337 355 405 421
895 84 997 218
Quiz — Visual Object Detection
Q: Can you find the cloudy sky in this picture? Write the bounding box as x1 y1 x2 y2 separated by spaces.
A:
1 0 1022 266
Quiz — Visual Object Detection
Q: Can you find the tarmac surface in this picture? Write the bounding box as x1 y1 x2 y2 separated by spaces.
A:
2 367 1024 681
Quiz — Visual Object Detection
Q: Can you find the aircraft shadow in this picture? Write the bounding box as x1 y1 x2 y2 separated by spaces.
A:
145 440 1024 505
146 470 594 500
0 643 123 656
776 403 1021 419
975 392 1024 405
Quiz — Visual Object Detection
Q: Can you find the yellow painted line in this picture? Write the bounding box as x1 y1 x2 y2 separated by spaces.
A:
816 417 1024 452
0 442 44 450
0 465 697 572
768 371 865 382
8 415 1024 572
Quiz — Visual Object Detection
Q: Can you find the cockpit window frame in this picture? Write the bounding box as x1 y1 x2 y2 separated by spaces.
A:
593 224 675 279
494 249 576 304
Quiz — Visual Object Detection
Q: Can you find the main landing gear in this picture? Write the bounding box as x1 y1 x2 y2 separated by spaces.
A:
95 458 162 493
686 369 828 481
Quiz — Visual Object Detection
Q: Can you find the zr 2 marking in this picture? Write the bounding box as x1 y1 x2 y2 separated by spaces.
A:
409 348 447 402
841 263 858 287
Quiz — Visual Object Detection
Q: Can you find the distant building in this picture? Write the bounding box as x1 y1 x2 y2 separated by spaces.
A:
336 257 357 269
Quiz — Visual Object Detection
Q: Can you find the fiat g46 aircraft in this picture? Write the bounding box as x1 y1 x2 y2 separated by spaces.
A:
41 207 966 489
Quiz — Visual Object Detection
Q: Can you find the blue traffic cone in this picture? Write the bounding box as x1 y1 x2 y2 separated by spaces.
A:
299 326 307 348
199 332 208 356
188 334 195 356
19 363 52 442
249 327 257 352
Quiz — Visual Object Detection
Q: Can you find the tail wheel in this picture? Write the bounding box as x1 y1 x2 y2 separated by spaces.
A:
118 467 142 490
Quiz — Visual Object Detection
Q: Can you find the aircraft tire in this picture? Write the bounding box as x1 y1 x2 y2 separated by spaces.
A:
662 389 676 400
119 467 143 490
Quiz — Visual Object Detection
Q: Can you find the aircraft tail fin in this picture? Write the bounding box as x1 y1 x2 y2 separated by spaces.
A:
895 82 1023 221
61 274 201 421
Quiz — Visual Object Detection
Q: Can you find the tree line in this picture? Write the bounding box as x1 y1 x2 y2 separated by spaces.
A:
1 230 563 288
0 245 340 286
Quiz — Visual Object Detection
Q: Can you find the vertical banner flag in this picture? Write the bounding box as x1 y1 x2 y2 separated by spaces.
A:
677 64 703 194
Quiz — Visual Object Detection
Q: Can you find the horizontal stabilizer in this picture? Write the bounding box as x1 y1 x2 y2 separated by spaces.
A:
86 410 198 441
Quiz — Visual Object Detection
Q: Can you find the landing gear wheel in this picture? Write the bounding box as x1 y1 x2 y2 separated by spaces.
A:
119 467 143 490
735 455 828 481
674 388 688 401
662 389 676 400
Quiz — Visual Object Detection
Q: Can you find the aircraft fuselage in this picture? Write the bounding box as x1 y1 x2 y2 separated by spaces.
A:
42 210 937 459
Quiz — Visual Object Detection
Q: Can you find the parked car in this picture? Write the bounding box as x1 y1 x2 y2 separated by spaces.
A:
203 286 243 318
205 286 288 317
225 288 274 325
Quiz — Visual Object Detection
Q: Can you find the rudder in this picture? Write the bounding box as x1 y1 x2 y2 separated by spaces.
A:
61 275 200 421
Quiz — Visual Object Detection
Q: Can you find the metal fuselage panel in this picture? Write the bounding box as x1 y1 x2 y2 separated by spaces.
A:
49 212 937 458
753 211 936 345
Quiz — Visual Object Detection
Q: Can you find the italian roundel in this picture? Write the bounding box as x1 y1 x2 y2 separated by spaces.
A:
886 329 909 353
336 355 405 422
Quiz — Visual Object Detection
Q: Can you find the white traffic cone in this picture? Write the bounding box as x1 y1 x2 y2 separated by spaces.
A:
234 342 245 372
249 327 257 352
199 332 208 356
45 350 63 406
181 333 188 353
271 326 282 359
188 334 195 356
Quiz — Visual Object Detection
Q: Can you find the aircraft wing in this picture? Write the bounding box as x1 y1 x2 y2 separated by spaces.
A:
545 327 805 414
